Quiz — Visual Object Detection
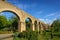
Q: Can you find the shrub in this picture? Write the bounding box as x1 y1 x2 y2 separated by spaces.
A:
18 30 39 40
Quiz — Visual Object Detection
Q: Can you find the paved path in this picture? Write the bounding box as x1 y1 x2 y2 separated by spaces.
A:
0 34 13 40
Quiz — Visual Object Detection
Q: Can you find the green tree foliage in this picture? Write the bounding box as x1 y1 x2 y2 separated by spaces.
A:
10 16 18 32
51 19 60 39
51 19 60 32
0 15 7 30
0 15 18 33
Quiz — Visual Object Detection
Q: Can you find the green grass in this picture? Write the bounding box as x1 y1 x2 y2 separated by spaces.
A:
13 37 27 40
52 36 60 40
13 31 60 40
0 30 13 34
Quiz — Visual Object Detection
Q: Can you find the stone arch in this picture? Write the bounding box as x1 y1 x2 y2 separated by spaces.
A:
0 10 20 20
0 10 21 32
1 0 5 1
34 21 38 31
25 17 32 31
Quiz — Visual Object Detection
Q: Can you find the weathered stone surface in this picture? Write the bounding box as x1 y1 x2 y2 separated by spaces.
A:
0 0 6 1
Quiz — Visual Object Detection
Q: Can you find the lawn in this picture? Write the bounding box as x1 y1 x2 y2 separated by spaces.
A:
52 36 60 40
0 30 13 34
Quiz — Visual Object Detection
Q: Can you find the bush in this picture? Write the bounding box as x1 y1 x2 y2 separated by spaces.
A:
18 30 39 40
18 31 26 38
53 32 60 37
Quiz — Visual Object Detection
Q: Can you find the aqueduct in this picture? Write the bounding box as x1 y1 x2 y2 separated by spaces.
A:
0 0 48 32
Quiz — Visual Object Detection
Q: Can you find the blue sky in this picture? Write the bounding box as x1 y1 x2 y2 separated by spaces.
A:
0 0 60 24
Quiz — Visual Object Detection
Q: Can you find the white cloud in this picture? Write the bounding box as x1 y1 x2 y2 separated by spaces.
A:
45 12 60 18
39 18 49 24
14 4 28 10
39 18 55 25
34 11 43 18
0 13 4 15
36 11 43 14
14 3 37 10
45 13 56 17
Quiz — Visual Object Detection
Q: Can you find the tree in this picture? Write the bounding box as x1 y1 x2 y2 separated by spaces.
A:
0 15 7 30
51 19 60 32
10 16 19 32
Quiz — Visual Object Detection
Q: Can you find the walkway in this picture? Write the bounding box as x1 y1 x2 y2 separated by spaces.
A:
0 34 13 40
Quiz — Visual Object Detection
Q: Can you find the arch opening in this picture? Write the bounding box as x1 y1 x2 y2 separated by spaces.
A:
0 10 20 33
25 18 32 31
